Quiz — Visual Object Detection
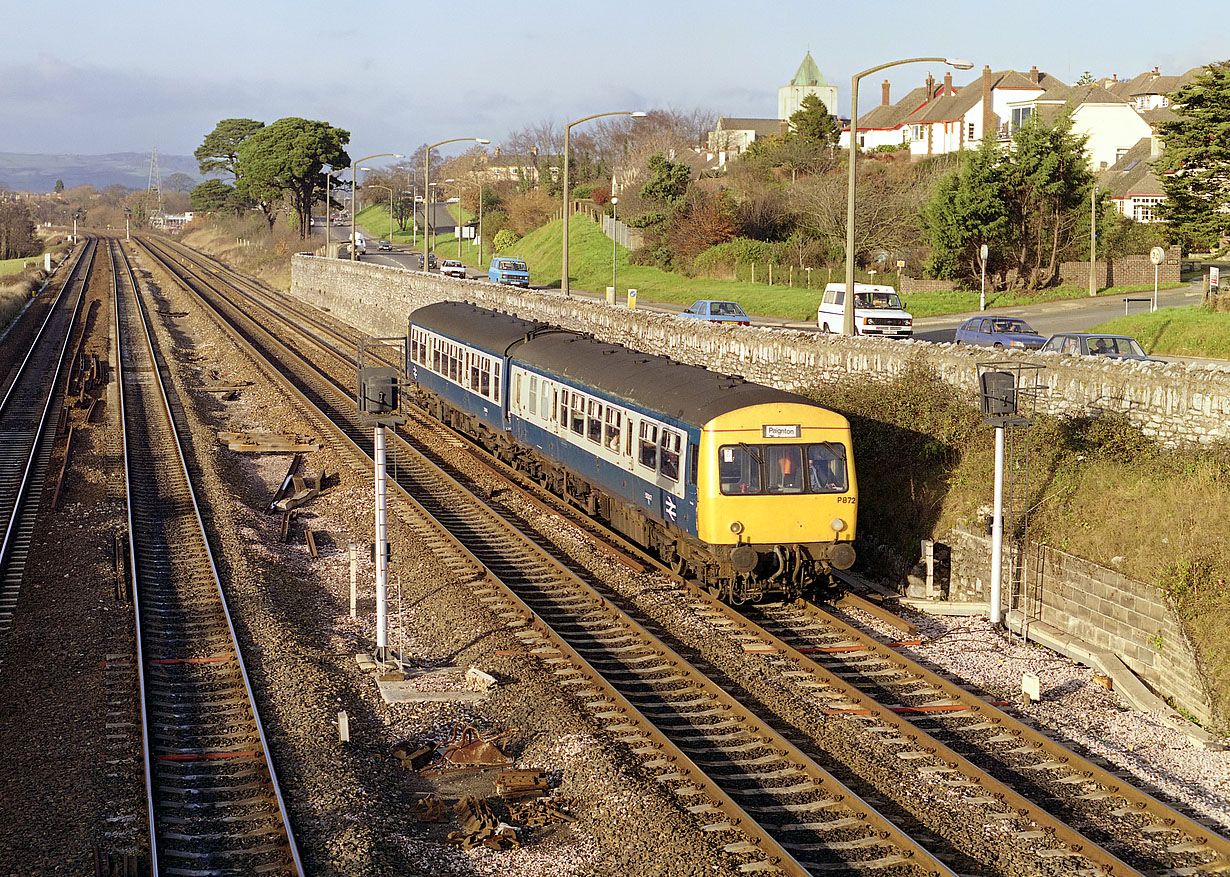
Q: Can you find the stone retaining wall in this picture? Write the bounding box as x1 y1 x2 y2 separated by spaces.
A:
292 254 1230 449
945 525 1213 724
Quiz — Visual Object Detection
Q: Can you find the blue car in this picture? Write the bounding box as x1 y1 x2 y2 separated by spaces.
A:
954 316 1045 349
680 300 751 326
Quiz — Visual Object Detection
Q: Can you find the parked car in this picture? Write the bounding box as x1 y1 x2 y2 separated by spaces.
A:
816 283 912 336
377 239 392 251
953 316 1046 349
1040 333 1164 362
441 260 467 279
679 300 751 326
419 253 438 270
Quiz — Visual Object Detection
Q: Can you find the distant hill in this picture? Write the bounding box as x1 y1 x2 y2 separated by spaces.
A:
0 151 203 193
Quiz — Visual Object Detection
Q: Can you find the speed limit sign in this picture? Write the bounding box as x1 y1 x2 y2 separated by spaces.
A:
1149 246 1165 265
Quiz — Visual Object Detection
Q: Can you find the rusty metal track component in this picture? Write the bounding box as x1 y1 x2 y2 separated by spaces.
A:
746 599 1230 875
112 240 301 875
0 239 94 636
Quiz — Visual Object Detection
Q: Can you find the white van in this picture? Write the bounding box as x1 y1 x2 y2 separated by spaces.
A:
816 282 912 336
352 232 367 256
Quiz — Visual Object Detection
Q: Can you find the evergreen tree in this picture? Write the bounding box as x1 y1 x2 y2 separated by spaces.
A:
788 94 840 148
639 152 691 205
1155 61 1230 252
920 137 1008 283
235 118 350 237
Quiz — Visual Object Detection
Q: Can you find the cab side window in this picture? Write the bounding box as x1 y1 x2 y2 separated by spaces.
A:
659 429 681 481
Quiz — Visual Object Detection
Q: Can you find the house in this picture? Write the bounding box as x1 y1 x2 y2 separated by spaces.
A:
707 117 786 164
843 66 1061 156
1007 82 1153 170
1098 136 1166 222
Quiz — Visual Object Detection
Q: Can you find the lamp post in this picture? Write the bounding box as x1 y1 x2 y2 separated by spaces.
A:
610 197 619 298
424 137 490 267
561 111 646 296
427 183 439 256
844 57 972 334
1088 185 1098 297
351 152 403 260
445 178 463 261
124 207 131 241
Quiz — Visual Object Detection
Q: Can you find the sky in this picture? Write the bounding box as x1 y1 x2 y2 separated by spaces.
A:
3 0 1226 168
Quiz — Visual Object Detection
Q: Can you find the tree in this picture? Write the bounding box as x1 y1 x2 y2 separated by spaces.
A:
664 189 737 263
919 137 1010 283
54 179 64 194
0 200 40 259
190 179 241 214
789 94 840 148
640 152 691 205
1155 61 1230 252
164 172 195 193
195 118 265 181
234 118 350 237
1000 113 1093 288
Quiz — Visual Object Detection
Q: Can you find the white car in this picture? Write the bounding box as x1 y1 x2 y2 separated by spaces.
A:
441 260 467 279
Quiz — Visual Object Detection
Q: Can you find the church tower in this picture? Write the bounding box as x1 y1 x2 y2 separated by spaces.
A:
779 51 838 120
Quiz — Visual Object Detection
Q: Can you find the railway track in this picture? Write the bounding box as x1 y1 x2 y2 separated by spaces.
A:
0 240 93 637
112 239 301 875
132 235 1229 875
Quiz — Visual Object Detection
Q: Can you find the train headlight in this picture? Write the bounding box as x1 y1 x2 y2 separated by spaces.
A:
730 521 744 536
830 518 847 533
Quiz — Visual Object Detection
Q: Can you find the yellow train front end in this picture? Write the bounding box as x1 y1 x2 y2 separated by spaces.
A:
696 401 857 602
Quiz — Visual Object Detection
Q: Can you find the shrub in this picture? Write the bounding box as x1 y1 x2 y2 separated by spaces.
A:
492 229 520 253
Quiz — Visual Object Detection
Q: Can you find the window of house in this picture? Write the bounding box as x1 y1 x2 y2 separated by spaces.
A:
910 124 922 141
1134 197 1163 222
1011 107 1032 132
968 122 976 140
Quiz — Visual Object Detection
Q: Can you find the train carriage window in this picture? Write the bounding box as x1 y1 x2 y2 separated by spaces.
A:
570 392 585 435
806 443 848 493
638 422 658 470
660 429 681 481
688 445 698 486
587 399 603 443
470 354 480 392
480 358 491 398
514 373 522 410
719 445 762 495
492 361 500 402
544 383 554 421
626 419 634 457
559 392 568 426
528 375 537 415
604 407 622 452
766 445 804 494
432 340 441 373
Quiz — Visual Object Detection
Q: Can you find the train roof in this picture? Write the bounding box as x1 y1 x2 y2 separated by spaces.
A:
411 301 819 426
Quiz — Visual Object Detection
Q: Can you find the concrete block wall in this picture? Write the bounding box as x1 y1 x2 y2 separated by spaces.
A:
946 525 1212 724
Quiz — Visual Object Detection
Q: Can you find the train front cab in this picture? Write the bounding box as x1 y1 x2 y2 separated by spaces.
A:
697 402 857 600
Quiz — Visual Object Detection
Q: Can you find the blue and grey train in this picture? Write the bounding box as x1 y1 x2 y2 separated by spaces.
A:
406 301 858 602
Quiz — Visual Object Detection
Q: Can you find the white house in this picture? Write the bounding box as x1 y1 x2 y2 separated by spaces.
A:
1008 83 1153 170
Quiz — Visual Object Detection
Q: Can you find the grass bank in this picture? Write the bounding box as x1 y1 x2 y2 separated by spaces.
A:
808 359 1230 731
1088 305 1230 359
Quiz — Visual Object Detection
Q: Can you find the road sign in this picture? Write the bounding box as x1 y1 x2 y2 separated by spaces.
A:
1149 246 1165 265
896 260 905 269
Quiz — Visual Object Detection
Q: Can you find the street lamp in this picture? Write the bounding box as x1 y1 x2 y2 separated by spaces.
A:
351 152 403 260
844 57 972 334
445 178 464 261
610 197 618 299
363 178 395 243
561 111 646 296
427 183 439 255
424 137 490 266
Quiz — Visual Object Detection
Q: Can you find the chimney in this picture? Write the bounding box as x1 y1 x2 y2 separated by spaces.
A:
882 79 891 106
982 66 994 141
1030 65 1039 85
943 71 952 93
1113 73 1118 82
926 73 935 99
493 145 501 158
